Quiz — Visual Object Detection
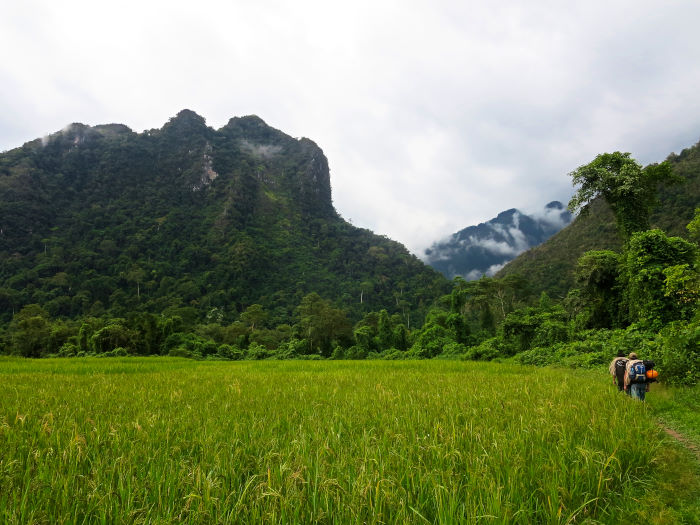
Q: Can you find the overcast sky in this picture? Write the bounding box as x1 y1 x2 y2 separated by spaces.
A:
2 1 700 255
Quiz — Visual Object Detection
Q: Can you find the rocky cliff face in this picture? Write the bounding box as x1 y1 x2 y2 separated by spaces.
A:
1 110 337 244
424 202 572 280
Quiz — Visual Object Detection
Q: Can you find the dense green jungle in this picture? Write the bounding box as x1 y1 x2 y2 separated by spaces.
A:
0 112 698 387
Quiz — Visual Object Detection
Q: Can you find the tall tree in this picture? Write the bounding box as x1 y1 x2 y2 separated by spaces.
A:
295 293 351 356
7 305 52 357
573 250 622 328
376 309 393 349
240 304 268 331
568 152 677 239
624 229 697 326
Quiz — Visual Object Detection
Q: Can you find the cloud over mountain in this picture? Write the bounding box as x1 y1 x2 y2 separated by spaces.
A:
424 201 572 280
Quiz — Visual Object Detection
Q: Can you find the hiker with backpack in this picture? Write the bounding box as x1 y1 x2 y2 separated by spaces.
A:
624 352 650 401
609 351 628 392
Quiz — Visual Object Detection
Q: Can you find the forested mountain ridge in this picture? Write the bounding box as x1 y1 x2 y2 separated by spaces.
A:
497 139 700 297
0 110 448 328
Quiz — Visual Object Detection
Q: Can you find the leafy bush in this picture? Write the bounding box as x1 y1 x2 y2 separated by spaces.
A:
58 342 78 357
440 342 467 357
559 351 608 368
408 324 454 358
216 344 245 360
344 345 368 360
502 307 569 354
563 327 656 358
330 346 345 360
463 337 505 361
246 342 276 360
367 348 405 360
275 338 308 359
649 320 699 386
163 332 216 357
625 230 697 326
168 347 194 358
532 319 570 347
515 344 607 369
514 326 658 369
514 346 559 367
381 348 407 360
91 323 135 354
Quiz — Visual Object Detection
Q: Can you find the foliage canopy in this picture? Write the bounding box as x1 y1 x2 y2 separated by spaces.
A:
568 151 677 239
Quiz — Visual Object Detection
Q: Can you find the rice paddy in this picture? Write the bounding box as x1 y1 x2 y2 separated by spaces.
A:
0 358 673 523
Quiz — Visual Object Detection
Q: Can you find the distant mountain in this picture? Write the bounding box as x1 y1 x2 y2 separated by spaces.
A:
423 202 572 280
0 110 448 327
497 140 700 297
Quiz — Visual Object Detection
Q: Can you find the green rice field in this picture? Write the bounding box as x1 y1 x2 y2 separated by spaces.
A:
0 358 694 523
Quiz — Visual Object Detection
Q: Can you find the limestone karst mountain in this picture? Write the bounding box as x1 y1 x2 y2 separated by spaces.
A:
0 110 447 326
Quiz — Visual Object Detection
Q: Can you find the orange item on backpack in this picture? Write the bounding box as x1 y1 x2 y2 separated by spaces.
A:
646 369 659 380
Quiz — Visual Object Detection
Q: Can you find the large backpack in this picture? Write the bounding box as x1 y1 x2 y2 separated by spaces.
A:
614 359 627 383
628 361 647 384
643 360 658 383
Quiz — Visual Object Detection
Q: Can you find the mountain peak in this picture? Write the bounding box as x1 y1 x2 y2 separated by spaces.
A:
545 200 565 210
39 122 132 149
162 109 209 137
226 115 267 128
493 208 519 223
424 203 573 280
173 108 205 122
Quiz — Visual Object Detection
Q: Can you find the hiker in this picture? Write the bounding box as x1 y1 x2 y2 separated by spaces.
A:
608 351 628 392
624 352 649 401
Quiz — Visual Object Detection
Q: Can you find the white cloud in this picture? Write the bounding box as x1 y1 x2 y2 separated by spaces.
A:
1 0 699 255
464 269 485 281
485 263 506 277
466 237 520 257
463 262 506 281
528 204 572 230
506 227 529 254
